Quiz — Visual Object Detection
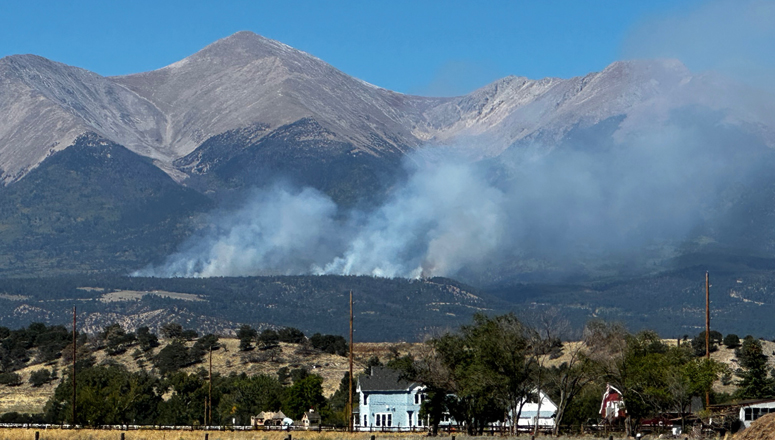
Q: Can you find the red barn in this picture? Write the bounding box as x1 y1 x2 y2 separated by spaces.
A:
600 384 626 421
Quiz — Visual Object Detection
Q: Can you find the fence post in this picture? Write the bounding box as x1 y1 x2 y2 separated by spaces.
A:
35 432 39 440
205 434 209 440
120 433 125 440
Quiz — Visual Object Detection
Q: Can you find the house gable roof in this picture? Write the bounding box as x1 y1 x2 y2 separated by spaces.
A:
254 410 286 420
359 366 416 392
304 411 321 422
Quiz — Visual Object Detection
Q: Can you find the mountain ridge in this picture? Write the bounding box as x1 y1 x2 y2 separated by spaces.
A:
4 31 772 186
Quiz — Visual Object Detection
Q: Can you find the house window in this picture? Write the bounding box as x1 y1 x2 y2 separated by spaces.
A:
363 394 368 405
375 413 392 427
745 408 752 421
364 415 368 426
414 393 419 404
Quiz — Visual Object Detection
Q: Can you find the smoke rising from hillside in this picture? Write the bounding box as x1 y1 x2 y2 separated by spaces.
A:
137 109 769 281
622 0 775 94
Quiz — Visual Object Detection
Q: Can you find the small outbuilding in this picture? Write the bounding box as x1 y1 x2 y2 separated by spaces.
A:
251 410 288 427
601 384 626 422
511 390 557 428
302 409 321 429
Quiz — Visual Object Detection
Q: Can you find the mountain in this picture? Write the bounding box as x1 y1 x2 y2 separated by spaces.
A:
2 32 775 336
3 32 772 187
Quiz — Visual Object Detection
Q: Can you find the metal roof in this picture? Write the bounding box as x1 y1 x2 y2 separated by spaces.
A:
358 366 417 392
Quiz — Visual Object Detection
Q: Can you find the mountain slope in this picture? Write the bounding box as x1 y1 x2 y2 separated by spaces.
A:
0 133 212 276
0 275 502 341
0 55 168 182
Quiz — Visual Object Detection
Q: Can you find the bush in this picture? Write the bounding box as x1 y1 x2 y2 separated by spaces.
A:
101 323 136 356
29 369 52 387
691 330 722 356
309 333 347 356
278 327 305 344
181 329 198 341
190 334 220 362
137 326 159 352
0 412 44 423
258 329 279 348
0 372 22 386
236 325 257 351
277 367 290 384
154 340 194 375
724 334 741 349
160 322 183 340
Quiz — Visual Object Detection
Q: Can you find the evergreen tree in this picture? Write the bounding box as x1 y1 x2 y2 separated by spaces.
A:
237 325 257 352
137 326 160 352
735 337 775 399
278 327 305 344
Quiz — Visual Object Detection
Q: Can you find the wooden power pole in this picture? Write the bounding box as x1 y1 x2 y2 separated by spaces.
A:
705 271 710 407
349 290 354 433
72 306 77 427
208 346 213 426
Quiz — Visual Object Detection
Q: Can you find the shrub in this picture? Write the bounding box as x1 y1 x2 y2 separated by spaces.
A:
278 327 305 344
691 330 722 356
190 334 220 362
309 333 347 356
236 325 257 351
154 340 194 375
258 329 279 348
0 372 22 386
724 334 741 349
160 322 183 340
137 326 159 352
29 369 52 387
101 323 136 355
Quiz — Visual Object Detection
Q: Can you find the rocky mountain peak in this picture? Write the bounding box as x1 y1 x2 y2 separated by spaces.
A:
154 31 327 76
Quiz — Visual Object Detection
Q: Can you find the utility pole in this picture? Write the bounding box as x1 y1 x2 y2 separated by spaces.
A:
72 306 77 427
209 346 213 427
705 271 710 407
349 290 354 433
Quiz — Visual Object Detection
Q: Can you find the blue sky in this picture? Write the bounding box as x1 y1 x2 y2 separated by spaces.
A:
1 0 765 96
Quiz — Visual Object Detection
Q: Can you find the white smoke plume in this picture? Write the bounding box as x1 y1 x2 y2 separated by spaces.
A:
136 158 507 279
137 106 768 282
317 160 506 278
138 186 342 277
